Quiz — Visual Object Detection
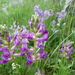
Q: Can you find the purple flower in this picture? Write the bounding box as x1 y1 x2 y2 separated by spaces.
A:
39 49 47 59
26 55 32 65
0 38 3 44
14 30 20 36
20 28 27 37
11 1 18 5
38 30 49 41
8 33 12 42
37 23 44 29
52 20 56 24
21 42 28 51
42 72 45 75
28 19 33 28
27 31 34 40
39 18 45 22
34 6 43 16
14 36 20 45
37 23 46 34
20 39 29 56
35 69 45 75
62 43 72 48
61 10 66 14
37 39 44 48
44 10 50 16
34 6 39 11
56 12 63 18
60 43 74 59
2 8 7 12
19 0 23 4
37 9 43 16
0 48 10 64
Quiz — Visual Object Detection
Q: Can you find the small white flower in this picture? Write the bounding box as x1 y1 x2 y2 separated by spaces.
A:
12 66 16 70
57 23 60 26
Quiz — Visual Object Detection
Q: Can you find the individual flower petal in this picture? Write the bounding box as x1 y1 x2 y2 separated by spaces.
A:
39 49 47 59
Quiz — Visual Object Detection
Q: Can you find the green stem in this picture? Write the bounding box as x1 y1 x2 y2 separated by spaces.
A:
34 33 39 70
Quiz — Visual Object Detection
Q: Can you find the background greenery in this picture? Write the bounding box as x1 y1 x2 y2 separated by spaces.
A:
0 0 75 75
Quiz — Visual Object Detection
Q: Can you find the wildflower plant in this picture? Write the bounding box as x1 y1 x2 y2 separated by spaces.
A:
0 5 51 74
60 43 74 59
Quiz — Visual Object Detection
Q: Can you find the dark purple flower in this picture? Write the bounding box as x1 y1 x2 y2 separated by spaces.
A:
37 23 44 29
37 23 47 34
0 48 10 64
38 31 49 41
37 39 44 48
39 49 47 59
27 31 34 40
26 55 32 65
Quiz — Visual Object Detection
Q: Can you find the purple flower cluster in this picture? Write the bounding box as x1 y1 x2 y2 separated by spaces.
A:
34 6 54 21
56 10 66 18
0 6 49 65
60 43 74 59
